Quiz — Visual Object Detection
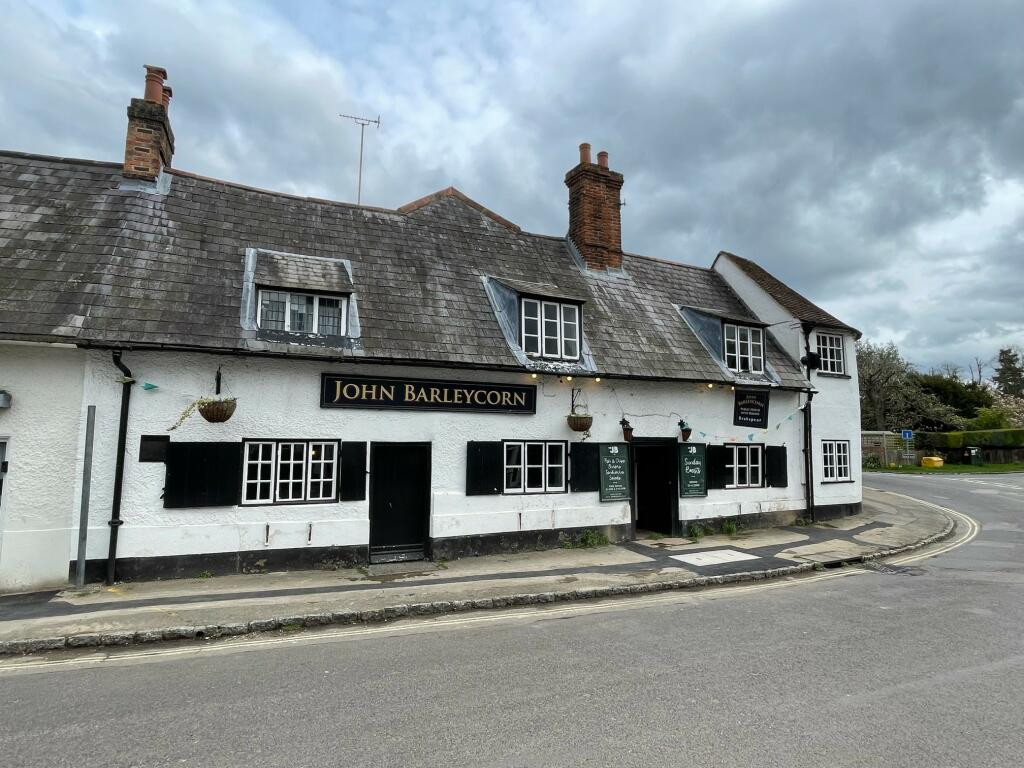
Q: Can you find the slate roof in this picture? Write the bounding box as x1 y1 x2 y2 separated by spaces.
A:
0 150 808 388
716 251 861 337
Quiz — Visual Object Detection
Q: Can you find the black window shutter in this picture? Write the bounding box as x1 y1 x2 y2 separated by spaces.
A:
164 442 242 508
765 446 788 488
706 445 731 490
570 442 600 492
139 435 170 463
466 441 503 495
339 442 367 501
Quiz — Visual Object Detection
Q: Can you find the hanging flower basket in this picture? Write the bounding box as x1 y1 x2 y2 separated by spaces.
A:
169 396 238 431
567 413 593 432
198 398 237 423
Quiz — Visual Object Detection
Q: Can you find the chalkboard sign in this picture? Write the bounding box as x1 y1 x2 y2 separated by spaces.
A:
599 443 631 502
679 442 707 497
734 389 770 429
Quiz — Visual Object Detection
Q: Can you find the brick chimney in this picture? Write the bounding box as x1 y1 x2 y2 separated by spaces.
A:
123 65 175 181
565 142 624 271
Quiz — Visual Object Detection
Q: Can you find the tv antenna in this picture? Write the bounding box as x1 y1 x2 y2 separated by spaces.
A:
339 112 380 205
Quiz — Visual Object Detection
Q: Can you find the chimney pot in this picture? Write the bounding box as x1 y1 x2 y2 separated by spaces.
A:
597 151 608 169
579 143 592 165
161 85 173 111
143 64 167 104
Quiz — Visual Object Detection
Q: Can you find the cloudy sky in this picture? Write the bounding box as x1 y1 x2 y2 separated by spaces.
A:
2 0 1022 373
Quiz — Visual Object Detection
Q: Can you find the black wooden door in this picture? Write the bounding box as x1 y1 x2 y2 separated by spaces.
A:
369 442 431 563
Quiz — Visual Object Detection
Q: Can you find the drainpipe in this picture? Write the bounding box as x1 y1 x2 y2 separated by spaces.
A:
107 350 134 585
801 325 816 523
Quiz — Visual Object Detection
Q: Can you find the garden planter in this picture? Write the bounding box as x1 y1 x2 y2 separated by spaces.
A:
198 399 237 423
567 414 593 432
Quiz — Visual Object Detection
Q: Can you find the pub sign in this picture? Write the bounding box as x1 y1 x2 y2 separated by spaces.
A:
321 373 536 414
733 389 770 429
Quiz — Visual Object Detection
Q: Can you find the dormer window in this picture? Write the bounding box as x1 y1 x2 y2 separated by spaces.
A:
258 289 348 336
724 323 764 373
521 298 580 360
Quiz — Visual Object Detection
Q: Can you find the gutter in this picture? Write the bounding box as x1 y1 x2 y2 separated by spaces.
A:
106 350 134 585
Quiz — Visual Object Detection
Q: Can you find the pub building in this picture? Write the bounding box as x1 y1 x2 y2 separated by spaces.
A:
0 66 862 591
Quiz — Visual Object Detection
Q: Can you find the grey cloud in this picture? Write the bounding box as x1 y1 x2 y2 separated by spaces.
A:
1 0 1023 373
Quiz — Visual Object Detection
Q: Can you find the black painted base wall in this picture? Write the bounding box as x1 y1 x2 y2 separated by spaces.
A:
71 544 369 584
431 523 633 561
681 501 862 536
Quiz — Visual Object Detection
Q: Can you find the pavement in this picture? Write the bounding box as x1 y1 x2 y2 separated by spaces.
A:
0 487 951 654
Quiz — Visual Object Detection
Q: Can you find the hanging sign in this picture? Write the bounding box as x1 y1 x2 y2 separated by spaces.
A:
733 389 770 429
679 442 707 497
321 373 536 413
599 443 631 502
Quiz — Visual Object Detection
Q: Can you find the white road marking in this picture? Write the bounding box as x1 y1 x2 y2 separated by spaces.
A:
0 493 979 676
670 549 761 566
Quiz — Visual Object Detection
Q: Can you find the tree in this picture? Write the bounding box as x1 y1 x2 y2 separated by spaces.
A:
993 347 1024 397
969 355 993 385
856 340 963 431
915 373 994 420
991 392 1024 428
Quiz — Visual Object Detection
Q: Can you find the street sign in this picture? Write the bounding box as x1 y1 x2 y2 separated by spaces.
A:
901 429 914 441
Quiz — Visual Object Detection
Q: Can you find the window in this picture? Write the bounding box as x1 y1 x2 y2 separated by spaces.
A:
725 444 762 488
258 290 348 336
817 333 845 374
242 440 339 504
724 324 764 373
822 440 851 481
520 298 581 361
503 440 567 493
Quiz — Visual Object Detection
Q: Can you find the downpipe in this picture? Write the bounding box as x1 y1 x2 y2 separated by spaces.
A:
107 350 134 585
801 324 816 523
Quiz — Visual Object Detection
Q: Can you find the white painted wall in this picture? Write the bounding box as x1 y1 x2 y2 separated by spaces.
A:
0 343 86 592
0 342 813 591
713 255 863 510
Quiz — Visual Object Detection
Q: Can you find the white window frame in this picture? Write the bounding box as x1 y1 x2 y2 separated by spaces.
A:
724 323 764 373
520 298 582 362
725 444 763 489
242 439 341 505
257 289 348 336
822 440 851 482
502 440 567 494
816 333 846 374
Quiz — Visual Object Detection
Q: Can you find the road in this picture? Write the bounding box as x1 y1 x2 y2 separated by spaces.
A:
1 475 1022 767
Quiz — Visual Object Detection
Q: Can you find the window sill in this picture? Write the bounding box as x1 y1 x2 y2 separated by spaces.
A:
815 372 851 379
241 499 340 507
502 489 569 496
821 479 855 484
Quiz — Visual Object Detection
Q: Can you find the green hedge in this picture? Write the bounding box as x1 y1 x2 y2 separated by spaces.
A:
918 429 1024 450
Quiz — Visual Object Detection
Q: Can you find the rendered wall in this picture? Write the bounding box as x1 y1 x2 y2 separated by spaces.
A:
0 343 86 591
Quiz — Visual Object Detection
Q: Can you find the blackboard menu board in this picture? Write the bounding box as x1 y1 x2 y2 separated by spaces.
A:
734 389 770 429
678 442 707 497
599 443 631 502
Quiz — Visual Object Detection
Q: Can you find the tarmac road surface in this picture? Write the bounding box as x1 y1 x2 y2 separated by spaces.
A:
0 475 1021 767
